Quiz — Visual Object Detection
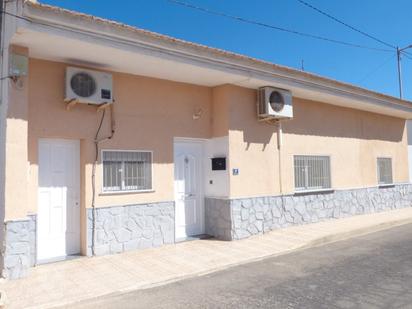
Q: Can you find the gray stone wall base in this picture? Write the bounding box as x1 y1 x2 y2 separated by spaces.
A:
205 184 412 241
2 215 36 279
205 198 232 240
87 201 175 256
3 185 411 279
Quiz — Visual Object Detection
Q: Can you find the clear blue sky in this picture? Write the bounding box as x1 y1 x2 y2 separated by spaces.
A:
41 0 412 100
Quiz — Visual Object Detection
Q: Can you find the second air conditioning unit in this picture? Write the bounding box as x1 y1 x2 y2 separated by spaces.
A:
65 67 113 105
257 86 293 119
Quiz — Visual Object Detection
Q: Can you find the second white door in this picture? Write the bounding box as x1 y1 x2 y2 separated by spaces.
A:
174 140 204 240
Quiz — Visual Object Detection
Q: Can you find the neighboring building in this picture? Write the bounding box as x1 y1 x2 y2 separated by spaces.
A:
407 121 412 182
1 0 412 279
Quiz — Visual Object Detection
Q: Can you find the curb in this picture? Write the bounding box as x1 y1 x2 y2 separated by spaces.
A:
300 216 412 250
51 214 412 308
130 215 412 292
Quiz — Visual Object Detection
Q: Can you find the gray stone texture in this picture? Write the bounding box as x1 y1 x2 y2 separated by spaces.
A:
205 198 232 240
87 202 175 256
205 184 412 240
2 215 36 279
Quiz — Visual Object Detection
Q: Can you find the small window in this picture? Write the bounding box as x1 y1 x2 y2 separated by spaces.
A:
377 157 393 185
294 155 331 191
103 151 152 192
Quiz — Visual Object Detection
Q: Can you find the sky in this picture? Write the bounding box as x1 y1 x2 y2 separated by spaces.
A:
40 0 412 100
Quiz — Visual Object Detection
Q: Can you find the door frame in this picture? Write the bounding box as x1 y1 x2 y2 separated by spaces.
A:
37 138 81 263
173 137 206 239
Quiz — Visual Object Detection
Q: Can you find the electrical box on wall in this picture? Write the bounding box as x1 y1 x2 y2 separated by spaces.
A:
211 157 226 171
9 53 28 77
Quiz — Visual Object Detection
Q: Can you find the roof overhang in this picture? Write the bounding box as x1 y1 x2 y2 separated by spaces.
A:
10 1 412 119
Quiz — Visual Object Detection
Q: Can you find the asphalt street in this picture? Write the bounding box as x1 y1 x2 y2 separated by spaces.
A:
67 224 412 309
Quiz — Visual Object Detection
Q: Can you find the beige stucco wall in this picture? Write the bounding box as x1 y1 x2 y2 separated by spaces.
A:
226 85 280 198
23 58 212 222
4 46 29 220
224 85 409 198
4 58 409 222
211 85 230 137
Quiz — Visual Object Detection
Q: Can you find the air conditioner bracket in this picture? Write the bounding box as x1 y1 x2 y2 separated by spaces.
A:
66 98 79 111
97 102 112 111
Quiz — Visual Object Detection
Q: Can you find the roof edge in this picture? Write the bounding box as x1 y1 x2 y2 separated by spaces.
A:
22 1 412 113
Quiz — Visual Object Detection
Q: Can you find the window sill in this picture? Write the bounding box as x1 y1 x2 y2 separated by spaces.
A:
100 189 155 196
294 188 335 196
378 184 395 189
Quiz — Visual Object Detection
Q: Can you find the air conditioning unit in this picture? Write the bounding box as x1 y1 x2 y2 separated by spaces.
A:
65 67 113 105
257 86 293 119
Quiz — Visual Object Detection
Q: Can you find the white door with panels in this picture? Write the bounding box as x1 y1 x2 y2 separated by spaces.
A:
37 139 80 262
174 140 205 240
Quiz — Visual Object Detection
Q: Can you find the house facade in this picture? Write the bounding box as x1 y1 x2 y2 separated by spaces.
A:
1 0 412 279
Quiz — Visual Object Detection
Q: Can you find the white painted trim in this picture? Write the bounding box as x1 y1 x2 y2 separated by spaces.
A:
293 188 335 195
4 217 33 223
100 149 154 194
20 3 412 119
330 182 408 192
99 189 155 196
228 182 411 200
173 137 208 143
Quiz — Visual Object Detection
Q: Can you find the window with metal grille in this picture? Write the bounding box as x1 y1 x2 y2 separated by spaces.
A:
102 151 152 192
377 157 393 185
294 155 331 191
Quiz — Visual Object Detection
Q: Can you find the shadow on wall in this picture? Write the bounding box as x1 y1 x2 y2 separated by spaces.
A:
229 92 405 150
26 58 214 166
25 58 216 256
226 86 275 151
407 120 412 145
282 98 405 143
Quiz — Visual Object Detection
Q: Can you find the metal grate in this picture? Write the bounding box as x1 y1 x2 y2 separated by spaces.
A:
103 151 152 192
294 155 331 191
70 72 96 98
377 158 393 185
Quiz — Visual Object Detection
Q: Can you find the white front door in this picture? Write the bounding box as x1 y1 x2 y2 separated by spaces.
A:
37 139 80 262
174 140 204 240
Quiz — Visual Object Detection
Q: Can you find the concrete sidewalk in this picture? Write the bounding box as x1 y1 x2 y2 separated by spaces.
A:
3 207 412 309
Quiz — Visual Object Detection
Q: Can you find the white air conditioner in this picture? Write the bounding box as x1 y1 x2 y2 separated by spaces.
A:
257 86 293 119
65 67 113 105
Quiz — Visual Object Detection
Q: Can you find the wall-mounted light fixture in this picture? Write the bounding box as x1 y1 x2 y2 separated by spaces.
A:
193 108 203 120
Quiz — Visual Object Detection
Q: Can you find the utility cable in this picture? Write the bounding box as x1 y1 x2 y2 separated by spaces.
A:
401 51 412 60
1 4 397 54
91 105 115 256
167 0 393 53
296 0 396 49
401 52 412 62
91 108 106 256
356 53 396 84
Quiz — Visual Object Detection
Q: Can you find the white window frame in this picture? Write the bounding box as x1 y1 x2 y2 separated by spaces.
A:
293 155 332 192
101 149 154 194
377 157 393 186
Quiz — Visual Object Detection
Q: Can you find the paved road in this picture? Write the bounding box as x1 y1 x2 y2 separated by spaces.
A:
69 224 412 309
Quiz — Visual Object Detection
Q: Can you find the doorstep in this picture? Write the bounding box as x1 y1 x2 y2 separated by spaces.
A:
2 207 412 309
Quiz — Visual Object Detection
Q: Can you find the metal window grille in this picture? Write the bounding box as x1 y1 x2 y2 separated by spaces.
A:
103 151 152 192
294 155 331 191
377 158 393 185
